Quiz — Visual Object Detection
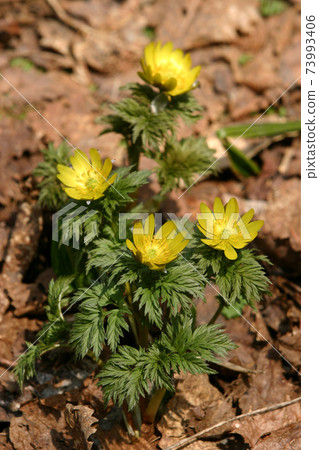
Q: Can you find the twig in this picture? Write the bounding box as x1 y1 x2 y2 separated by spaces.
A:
278 148 295 174
0 358 17 368
45 0 97 36
214 360 263 374
45 0 140 53
164 397 301 450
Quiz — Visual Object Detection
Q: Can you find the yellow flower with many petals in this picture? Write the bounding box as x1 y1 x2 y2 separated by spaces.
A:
197 198 264 260
138 41 201 97
126 214 189 270
57 148 116 201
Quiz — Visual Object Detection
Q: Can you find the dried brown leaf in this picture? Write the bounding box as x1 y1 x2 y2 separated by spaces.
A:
65 403 98 450
158 374 235 449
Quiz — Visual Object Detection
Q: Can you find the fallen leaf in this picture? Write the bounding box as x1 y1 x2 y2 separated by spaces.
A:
157 374 235 449
253 421 301 449
9 400 72 449
65 403 98 450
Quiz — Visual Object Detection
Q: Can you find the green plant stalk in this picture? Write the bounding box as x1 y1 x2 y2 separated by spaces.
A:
127 139 142 170
125 281 150 348
132 404 142 432
144 387 166 423
87 350 104 368
140 323 149 348
122 408 136 437
125 281 139 345
208 302 224 325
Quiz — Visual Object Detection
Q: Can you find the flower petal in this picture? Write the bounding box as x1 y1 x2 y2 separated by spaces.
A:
197 223 214 239
231 238 248 249
126 239 137 256
89 148 102 171
170 48 184 65
188 65 201 83
93 190 105 200
154 72 162 85
70 150 89 172
155 220 176 240
241 208 255 225
167 235 189 254
158 41 174 62
183 53 192 70
57 173 78 188
144 42 155 66
225 198 239 218
201 238 222 248
138 70 150 84
214 240 227 250
198 202 215 235
163 77 177 92
224 245 238 260
101 158 112 178
144 214 155 237
213 197 224 215
56 165 78 187
132 221 146 250
245 220 264 239
200 202 212 214
64 187 88 200
106 172 117 186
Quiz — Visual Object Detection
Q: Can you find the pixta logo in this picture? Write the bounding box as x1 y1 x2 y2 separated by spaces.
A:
52 203 98 249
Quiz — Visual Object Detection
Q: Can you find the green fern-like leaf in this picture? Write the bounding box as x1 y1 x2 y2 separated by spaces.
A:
98 317 234 410
104 253 206 327
69 298 108 359
69 283 131 357
33 142 71 209
157 136 217 192
97 167 151 221
97 346 150 410
192 240 271 307
216 249 271 306
45 276 75 321
99 83 203 151
13 342 42 390
14 318 70 389
105 305 130 352
86 239 127 274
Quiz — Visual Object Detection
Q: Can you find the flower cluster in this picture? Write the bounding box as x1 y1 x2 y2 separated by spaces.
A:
20 40 270 432
125 198 263 269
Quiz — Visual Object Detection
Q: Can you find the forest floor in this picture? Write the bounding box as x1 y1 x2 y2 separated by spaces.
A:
0 0 300 448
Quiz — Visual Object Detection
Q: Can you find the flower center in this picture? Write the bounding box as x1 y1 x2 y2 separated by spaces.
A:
156 61 184 84
214 218 240 240
144 239 169 261
86 175 98 189
214 220 226 236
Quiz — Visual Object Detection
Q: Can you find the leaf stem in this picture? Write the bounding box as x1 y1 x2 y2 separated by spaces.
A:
128 142 141 170
86 350 104 368
140 323 149 348
208 302 224 325
125 282 139 345
144 387 166 423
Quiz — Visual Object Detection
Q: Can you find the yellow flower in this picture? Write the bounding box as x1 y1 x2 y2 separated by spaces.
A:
57 148 116 201
126 214 189 270
138 41 201 97
197 198 264 260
